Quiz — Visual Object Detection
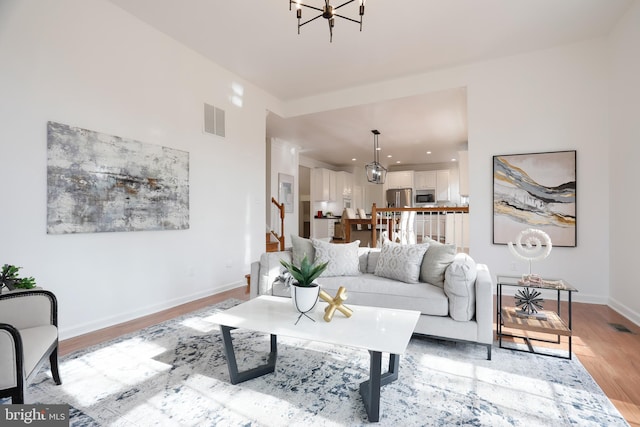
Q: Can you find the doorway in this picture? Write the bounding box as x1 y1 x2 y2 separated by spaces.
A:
299 165 311 238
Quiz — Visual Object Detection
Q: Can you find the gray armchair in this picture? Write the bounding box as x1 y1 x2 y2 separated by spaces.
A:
0 289 61 403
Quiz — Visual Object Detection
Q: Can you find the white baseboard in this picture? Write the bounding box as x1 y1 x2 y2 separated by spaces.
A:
607 297 640 327
59 281 244 340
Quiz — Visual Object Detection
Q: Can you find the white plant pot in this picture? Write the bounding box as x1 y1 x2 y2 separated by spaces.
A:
291 284 320 313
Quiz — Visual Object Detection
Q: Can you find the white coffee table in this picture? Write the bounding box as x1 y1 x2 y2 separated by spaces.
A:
210 295 420 422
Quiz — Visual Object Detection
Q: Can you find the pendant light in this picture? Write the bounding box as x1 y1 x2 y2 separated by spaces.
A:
365 130 387 184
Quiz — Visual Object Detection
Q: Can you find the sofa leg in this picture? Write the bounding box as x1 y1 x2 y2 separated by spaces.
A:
50 347 62 385
486 344 492 360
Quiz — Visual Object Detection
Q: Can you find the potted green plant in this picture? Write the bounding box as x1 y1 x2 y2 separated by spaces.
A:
280 255 328 316
0 264 36 291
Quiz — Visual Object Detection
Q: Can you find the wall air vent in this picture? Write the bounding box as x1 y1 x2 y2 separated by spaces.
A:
204 103 225 138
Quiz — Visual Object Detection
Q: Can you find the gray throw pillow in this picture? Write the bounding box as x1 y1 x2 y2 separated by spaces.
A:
366 249 381 274
311 239 361 277
374 240 429 284
420 240 456 288
291 235 315 267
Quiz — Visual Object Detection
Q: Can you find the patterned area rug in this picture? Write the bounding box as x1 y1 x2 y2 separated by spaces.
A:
6 299 628 426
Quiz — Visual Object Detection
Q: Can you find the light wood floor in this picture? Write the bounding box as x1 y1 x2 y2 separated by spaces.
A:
59 288 640 426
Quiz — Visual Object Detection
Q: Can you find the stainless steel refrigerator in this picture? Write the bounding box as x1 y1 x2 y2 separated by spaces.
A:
386 188 413 208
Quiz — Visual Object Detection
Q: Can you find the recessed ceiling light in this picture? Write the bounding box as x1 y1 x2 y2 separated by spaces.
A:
351 158 357 161
376 147 381 151
387 154 392 158
396 160 401 164
451 158 457 162
426 151 432 155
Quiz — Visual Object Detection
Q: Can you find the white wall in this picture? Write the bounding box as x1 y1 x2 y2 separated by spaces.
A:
608 0 640 325
285 40 616 307
468 40 610 304
0 0 280 338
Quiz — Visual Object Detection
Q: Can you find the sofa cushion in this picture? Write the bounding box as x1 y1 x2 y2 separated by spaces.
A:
291 235 315 267
317 274 448 316
374 241 429 284
420 239 456 288
312 239 361 277
444 253 478 321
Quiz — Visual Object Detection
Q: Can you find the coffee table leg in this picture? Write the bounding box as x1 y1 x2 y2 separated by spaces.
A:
359 352 400 422
220 325 277 384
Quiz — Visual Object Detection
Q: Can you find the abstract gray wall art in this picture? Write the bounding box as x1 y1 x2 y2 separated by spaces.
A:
47 121 189 234
493 150 576 247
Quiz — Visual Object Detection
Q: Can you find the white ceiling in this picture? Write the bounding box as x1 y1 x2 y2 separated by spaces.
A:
267 87 469 166
108 0 632 167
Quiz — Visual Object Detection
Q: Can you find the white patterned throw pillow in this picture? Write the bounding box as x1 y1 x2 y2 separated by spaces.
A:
374 240 429 284
311 239 361 277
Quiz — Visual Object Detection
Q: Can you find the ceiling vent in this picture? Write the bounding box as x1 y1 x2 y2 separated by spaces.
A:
204 103 225 138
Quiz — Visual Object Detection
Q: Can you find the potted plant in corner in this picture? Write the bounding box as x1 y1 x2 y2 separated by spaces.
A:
280 255 328 320
0 264 36 291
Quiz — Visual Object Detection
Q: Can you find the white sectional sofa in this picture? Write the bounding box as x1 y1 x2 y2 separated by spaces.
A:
250 237 494 359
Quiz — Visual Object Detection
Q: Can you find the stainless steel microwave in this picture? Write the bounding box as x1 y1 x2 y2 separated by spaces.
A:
415 189 435 204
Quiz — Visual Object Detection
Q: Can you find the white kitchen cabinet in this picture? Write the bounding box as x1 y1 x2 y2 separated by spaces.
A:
313 168 336 201
414 171 436 190
335 171 353 197
313 218 337 239
386 171 414 189
436 170 450 201
415 169 450 200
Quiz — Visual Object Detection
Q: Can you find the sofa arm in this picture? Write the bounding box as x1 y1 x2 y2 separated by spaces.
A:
474 264 494 345
249 261 260 299
251 250 293 297
0 290 57 330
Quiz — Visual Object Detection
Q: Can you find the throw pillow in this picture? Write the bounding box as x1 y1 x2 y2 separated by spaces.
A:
358 247 369 274
419 240 456 288
311 239 361 277
444 253 478 321
374 240 429 284
291 235 315 267
366 249 381 274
